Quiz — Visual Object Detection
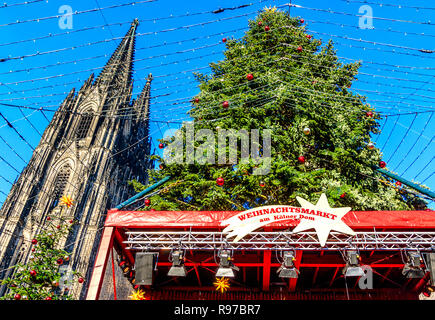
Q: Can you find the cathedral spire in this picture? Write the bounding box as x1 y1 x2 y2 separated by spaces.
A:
95 18 139 90
133 73 152 122
0 17 154 300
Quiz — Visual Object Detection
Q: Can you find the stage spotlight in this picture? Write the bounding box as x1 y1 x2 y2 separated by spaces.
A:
342 249 364 277
277 251 299 279
402 251 425 278
216 249 239 278
167 249 187 277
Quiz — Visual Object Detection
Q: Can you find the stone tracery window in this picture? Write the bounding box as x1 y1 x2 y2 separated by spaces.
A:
76 113 93 139
52 165 71 207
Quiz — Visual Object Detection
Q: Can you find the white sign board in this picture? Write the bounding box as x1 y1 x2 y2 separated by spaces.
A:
221 193 355 247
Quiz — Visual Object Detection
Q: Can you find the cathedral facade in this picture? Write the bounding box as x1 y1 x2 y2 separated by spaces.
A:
0 19 152 299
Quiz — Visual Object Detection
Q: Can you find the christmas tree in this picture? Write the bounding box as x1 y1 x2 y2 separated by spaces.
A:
0 196 84 300
131 8 425 211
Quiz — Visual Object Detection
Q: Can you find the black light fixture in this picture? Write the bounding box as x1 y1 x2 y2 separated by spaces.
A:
277 250 299 279
402 250 425 278
420 285 435 300
127 270 136 285
118 258 131 276
216 249 239 278
167 249 187 277
118 257 137 286
342 249 364 277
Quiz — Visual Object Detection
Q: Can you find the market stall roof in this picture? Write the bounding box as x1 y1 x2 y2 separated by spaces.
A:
87 209 435 300
105 209 435 229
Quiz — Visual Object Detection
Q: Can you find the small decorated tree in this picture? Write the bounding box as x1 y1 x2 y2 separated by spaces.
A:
0 196 84 300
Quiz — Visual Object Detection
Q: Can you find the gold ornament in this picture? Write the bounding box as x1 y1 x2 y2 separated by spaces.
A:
214 277 230 294
60 195 74 208
263 5 277 12
129 289 147 300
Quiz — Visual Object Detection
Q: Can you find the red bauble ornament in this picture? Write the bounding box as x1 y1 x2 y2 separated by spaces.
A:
69 219 74 224
56 258 63 265
222 38 227 43
78 277 84 284
30 270 37 277
366 111 373 117
396 181 402 187
144 199 151 206
194 98 199 103
31 239 37 245
264 25 270 32
306 34 312 39
379 161 386 168
300 18 305 24
47 217 51 221
216 177 225 186
298 156 305 163
159 163 165 170
297 46 303 52
259 181 265 187
31 248 35 252
45 296 52 300
14 294 21 300
246 73 254 81
56 225 61 229
222 101 229 108
158 143 164 149
340 193 346 199
258 21 262 26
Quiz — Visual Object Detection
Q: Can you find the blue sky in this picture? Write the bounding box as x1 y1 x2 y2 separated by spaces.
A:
0 0 433 207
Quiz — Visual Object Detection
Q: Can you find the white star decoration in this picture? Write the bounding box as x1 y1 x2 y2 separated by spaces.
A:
292 193 355 247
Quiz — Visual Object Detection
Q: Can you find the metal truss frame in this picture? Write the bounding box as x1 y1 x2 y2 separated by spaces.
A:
124 230 435 251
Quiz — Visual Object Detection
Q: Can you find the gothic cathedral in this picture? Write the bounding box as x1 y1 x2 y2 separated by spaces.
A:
0 19 152 299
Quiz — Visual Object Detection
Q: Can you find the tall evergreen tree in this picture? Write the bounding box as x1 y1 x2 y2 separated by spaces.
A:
131 8 425 211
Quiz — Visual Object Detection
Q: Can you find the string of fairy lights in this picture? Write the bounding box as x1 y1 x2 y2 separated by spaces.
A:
0 33 434 103
1 45 433 114
0 0 434 214
1 27 433 88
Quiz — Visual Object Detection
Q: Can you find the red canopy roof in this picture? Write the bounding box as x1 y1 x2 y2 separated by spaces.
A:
105 209 435 230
